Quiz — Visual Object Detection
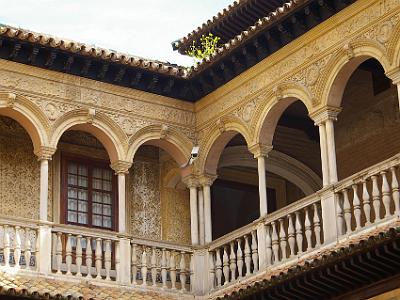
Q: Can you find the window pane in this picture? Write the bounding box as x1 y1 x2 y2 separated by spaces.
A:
93 178 102 189
93 203 102 214
78 213 88 224
103 205 111 216
68 211 77 222
78 201 87 212
68 174 77 185
68 199 77 210
93 215 102 227
93 168 102 178
78 190 87 200
103 216 111 228
68 163 77 174
68 187 77 198
93 191 101 203
78 176 88 187
103 194 111 204
103 181 112 191
78 165 87 176
103 170 112 180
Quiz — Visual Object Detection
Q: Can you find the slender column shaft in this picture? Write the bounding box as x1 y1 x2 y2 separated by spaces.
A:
325 119 338 184
203 184 212 243
118 173 126 233
190 187 199 245
257 156 268 216
318 123 330 186
39 159 49 221
198 189 205 245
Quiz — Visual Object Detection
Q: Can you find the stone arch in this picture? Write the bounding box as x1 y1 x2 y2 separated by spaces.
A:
253 83 313 145
218 146 322 195
387 20 400 66
50 109 127 163
200 117 252 175
320 41 390 107
0 92 49 152
127 125 193 176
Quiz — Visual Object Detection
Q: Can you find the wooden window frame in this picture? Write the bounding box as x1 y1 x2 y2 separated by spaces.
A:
61 153 118 231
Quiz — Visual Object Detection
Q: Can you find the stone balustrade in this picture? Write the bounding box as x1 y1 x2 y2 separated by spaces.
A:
0 217 38 270
334 154 400 237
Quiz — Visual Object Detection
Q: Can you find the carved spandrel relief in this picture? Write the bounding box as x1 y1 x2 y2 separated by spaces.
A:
197 0 400 126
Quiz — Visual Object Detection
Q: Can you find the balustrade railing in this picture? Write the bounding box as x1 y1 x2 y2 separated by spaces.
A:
334 154 400 236
130 237 192 291
51 225 119 280
208 193 322 290
0 217 38 270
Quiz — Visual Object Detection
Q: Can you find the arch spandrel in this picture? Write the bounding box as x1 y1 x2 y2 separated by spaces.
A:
50 108 127 163
198 117 252 176
252 83 314 146
127 125 193 172
0 92 50 152
319 41 391 108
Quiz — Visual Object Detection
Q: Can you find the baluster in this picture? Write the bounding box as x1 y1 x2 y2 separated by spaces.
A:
304 207 313 250
229 241 236 282
65 234 72 275
85 237 92 278
251 231 258 273
161 248 167 289
14 226 21 268
279 219 287 260
95 238 102 279
104 240 112 281
391 167 400 216
263 225 271 267
295 211 303 254
236 239 243 278
313 203 321 247
131 244 138 285
362 180 371 225
56 232 62 274
336 193 345 235
381 171 391 218
287 215 296 257
180 252 187 291
271 221 279 263
76 235 82 277
151 247 157 286
371 175 381 222
209 252 215 289
222 246 229 284
24 228 31 270
141 247 148 286
342 189 352 233
170 251 177 290
244 235 251 276
352 184 362 230
3 225 10 267
215 248 222 286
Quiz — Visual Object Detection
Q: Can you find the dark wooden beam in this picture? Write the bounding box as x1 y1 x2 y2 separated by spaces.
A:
45 51 57 68
97 63 109 80
27 47 39 64
64 56 74 72
9 43 21 60
114 67 126 83
81 59 92 75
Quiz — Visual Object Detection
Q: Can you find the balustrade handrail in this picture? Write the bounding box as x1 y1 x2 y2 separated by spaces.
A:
333 152 400 192
0 215 39 229
130 236 193 252
52 224 120 241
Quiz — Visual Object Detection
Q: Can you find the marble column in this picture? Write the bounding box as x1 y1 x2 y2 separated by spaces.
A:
385 67 400 110
198 189 205 245
325 118 338 184
317 122 330 186
200 174 217 244
184 176 200 245
249 144 273 217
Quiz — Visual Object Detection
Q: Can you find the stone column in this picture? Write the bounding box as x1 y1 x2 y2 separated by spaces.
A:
198 189 205 245
110 160 132 285
200 174 217 244
248 144 273 217
183 176 199 245
110 161 132 234
386 67 400 110
311 107 341 186
34 147 56 275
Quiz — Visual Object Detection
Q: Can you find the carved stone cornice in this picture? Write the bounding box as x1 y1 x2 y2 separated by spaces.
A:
309 106 342 126
110 160 132 174
181 175 200 189
34 146 57 161
248 143 273 158
199 173 218 187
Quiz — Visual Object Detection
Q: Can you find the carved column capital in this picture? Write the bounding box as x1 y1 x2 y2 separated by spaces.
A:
182 175 200 189
309 106 342 126
385 67 400 84
248 143 273 158
110 160 132 175
199 174 218 187
34 146 57 161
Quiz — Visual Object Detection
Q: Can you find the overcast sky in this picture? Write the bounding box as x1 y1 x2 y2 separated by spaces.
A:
0 0 233 66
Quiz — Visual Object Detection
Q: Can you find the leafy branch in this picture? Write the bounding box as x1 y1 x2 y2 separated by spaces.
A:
186 33 221 61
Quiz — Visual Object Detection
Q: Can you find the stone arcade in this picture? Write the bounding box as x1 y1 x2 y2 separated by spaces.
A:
0 0 400 299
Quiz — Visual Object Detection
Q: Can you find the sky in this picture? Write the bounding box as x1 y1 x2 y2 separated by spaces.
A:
0 0 233 66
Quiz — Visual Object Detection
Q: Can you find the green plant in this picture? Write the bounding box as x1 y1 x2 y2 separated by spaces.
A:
186 33 221 61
